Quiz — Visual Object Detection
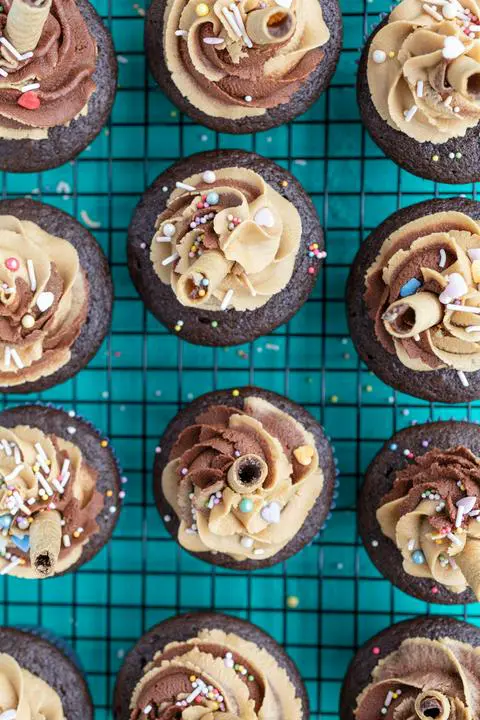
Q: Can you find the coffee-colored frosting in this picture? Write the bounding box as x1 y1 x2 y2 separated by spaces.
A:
151 168 302 312
355 636 480 719
0 652 64 719
0 423 104 578
0 215 89 388
129 627 302 719
0 0 97 140
367 0 480 144
162 395 323 561
364 211 480 380
377 445 480 597
163 0 329 120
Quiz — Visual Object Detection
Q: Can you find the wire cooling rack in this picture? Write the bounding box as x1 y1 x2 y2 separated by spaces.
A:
3 0 480 718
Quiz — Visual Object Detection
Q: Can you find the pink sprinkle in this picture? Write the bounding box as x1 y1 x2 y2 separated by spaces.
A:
308 267 315 275
431 586 439 594
372 646 381 655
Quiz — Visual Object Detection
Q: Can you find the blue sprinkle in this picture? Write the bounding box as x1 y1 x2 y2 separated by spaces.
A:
390 443 398 451
0 515 12 530
411 549 425 565
206 192 219 205
400 278 422 297
12 535 30 553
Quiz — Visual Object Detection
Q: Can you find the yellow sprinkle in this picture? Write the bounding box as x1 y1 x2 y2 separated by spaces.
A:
388 50 395 58
432 154 440 162
189 675 196 682
392 693 398 700
287 595 300 608
195 2 209 15
280 180 288 188
365 385 373 392
100 440 108 448
232 389 240 397
175 324 181 332
106 490 113 497
330 395 339 403
73 531 80 539
33 464 39 473
198 289 206 297
210 703 219 711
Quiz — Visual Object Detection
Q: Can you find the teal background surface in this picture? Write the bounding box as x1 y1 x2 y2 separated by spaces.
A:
2 0 480 718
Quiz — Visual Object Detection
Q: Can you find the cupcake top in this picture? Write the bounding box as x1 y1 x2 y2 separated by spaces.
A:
163 0 329 120
354 635 479 719
151 166 312 312
377 443 480 599
0 651 64 718
0 0 97 141
0 215 89 388
162 395 323 561
364 210 480 389
367 0 480 144
129 626 302 719
0 421 104 578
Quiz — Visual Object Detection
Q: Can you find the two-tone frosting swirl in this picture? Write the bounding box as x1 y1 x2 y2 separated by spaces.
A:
162 395 323 561
367 0 480 143
163 0 329 120
377 445 480 597
364 211 480 385
0 652 64 719
0 215 88 387
151 167 304 312
129 627 302 719
355 636 480 719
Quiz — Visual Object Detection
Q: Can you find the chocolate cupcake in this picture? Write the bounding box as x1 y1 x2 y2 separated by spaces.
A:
0 197 112 394
0 625 93 719
145 0 341 134
0 403 121 579
358 420 480 605
346 197 480 403
0 0 117 174
128 150 325 346
358 0 480 184
114 612 309 719
340 616 480 720
154 386 335 570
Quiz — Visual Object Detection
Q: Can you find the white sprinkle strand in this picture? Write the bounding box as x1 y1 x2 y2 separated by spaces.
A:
466 325 480 332
222 7 243 37
36 472 53 497
416 80 424 98
229 2 253 47
221 288 234 311
0 69 8 78
0 710 17 720
175 181 196 191
51 478 64 494
203 37 224 44
26 259 36 292
3 465 24 483
162 252 179 266
175 29 188 36
458 370 469 387
155 235 171 243
10 349 23 370
384 691 394 708
422 3 443 20
0 36 33 61
404 105 418 122
447 532 462 546
21 83 40 93
12 491 30 516
447 303 480 314
455 506 465 527
62 534 71 548
0 557 20 576
3 347 10 369
142 706 152 715
1 439 12 457
439 248 446 268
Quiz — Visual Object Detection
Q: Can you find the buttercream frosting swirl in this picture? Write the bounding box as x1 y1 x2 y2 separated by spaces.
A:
0 422 104 578
377 445 480 598
0 0 97 140
365 211 480 381
129 627 302 719
367 0 480 144
162 395 323 560
0 215 88 387
0 652 64 719
151 167 302 312
163 0 329 120
355 635 480 719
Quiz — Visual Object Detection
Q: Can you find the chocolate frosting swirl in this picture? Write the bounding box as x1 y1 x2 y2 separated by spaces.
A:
377 445 480 598
0 423 104 578
364 211 480 381
163 0 329 120
129 628 302 719
151 167 302 312
0 215 88 387
367 0 480 144
0 652 64 719
0 0 97 140
355 636 480 720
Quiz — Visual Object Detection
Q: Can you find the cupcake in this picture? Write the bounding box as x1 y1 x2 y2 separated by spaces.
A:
0 197 112 394
0 625 93 719
0 403 121 579
340 616 480 720
0 0 117 174
114 611 308 719
358 420 480 604
145 0 342 134
358 0 480 184
128 150 325 346
154 386 335 569
347 197 480 403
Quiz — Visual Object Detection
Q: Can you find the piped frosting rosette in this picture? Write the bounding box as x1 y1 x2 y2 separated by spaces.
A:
0 652 64 719
354 636 480 720
0 216 88 388
162 396 323 561
364 211 480 386
367 0 480 143
129 628 302 719
377 445 480 598
163 0 329 120
0 423 103 578
151 167 302 312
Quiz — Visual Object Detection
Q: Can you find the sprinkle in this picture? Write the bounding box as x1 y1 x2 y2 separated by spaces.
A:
439 248 446 268
203 36 224 44
34 443 48 464
176 181 196 192
372 49 387 63
456 495 476 513
195 2 209 15
404 105 418 122
60 459 71 485
51 479 64 494
3 347 11 369
143 707 153 716
21 83 40 93
422 3 443 19
455 506 465 527
0 69 8 78
221 288 234 310
1 439 11 457
36 472 53 497
26 259 36 291
287 595 299 608
175 29 188 36
80 210 101 229
447 532 462 546
63 534 71 548
222 7 243 37
399 278 421 297
229 2 252 47
371 539 379 548
9 349 23 370
162 252 179 266
446 303 480 314
0 557 20 576
244 95 253 102
444 95 453 107
3 465 24 483
432 154 440 162
0 37 33 61
384 691 394 708
458 370 469 387
407 538 416 551
416 80 424 98
372 646 381 655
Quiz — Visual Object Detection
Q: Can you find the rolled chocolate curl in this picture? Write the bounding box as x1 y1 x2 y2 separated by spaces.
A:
29 509 62 578
176 250 233 307
414 691 450 720
382 292 443 339
5 0 52 54
227 454 268 494
447 56 480 98
455 539 480 599
245 7 294 45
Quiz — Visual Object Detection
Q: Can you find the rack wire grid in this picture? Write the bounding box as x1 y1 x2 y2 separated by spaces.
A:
3 0 480 718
